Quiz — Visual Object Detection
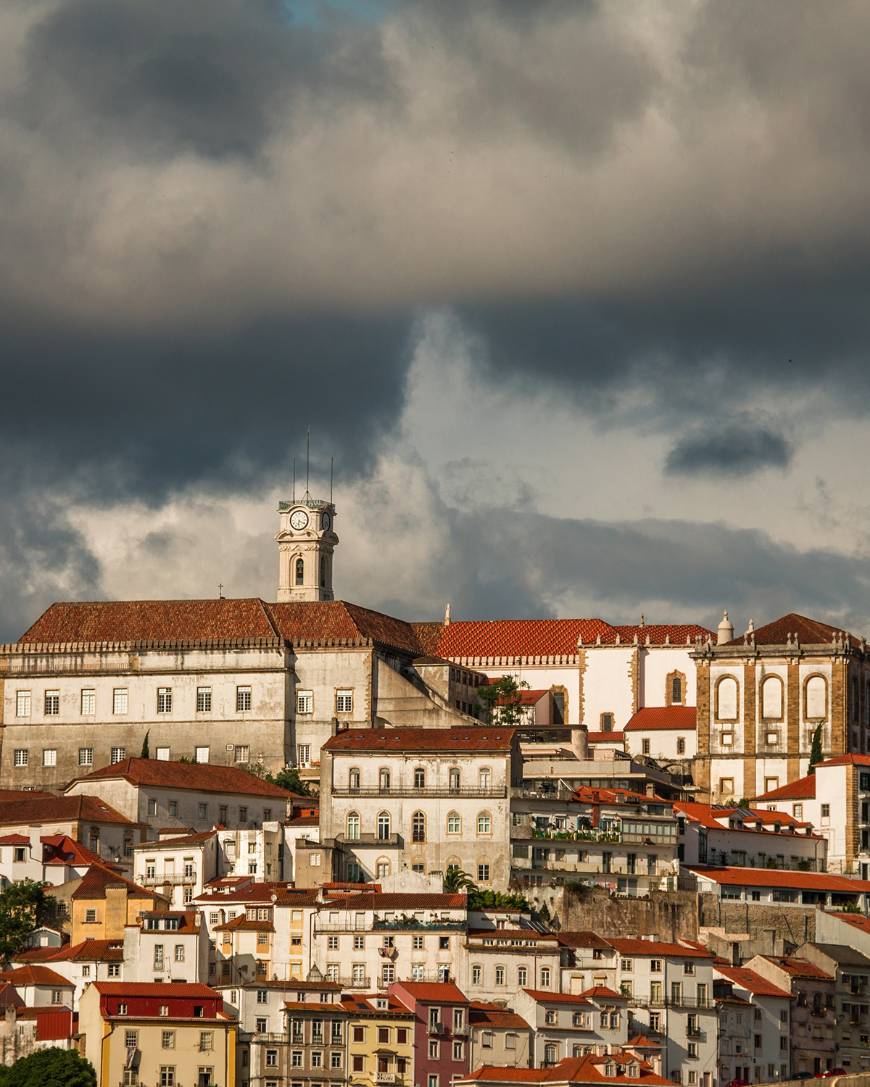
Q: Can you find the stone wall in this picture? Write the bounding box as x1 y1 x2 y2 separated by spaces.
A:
698 893 816 959
547 885 698 941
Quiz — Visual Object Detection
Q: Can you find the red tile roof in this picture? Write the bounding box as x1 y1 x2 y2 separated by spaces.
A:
268 601 423 656
135 830 217 849
17 1006 74 1041
689 865 870 892
417 619 712 661
607 938 714 959
522 989 590 1005
214 914 274 933
17 939 124 964
818 753 870 768
0 794 133 826
586 732 626 744
468 929 558 943
823 912 870 934
496 689 548 706
573 785 661 806
0 965 73 988
0 834 30 846
714 965 791 999
322 728 515 754
70 758 292 798
71 864 164 902
673 802 816 836
556 931 614 951
624 707 697 732
392 980 469 1004
93 981 220 997
469 1002 530 1030
20 598 278 643
0 790 53 803
725 612 862 649
463 1053 676 1086
580 986 626 1000
753 776 816 802
41 834 116 868
760 956 834 980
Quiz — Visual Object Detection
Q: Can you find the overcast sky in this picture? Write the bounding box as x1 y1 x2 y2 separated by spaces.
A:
4 0 870 641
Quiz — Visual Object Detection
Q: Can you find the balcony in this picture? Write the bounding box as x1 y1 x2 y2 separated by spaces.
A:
332 833 404 849
376 1074 403 1084
334 786 506 799
140 873 196 886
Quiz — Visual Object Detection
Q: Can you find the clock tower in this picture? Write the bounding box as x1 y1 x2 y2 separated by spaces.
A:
276 491 338 603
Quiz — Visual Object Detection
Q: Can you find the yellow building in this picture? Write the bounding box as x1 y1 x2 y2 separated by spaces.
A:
342 992 415 1087
79 981 236 1087
70 865 167 944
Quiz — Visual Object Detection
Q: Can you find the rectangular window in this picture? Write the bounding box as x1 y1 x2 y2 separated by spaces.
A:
156 747 170 761
148 799 158 816
13 749 27 768
79 747 93 767
108 963 120 977
195 746 209 764
168 800 178 816
196 687 212 712
44 691 60 716
15 691 31 718
81 688 96 715
821 804 831 819
111 747 126 764
113 688 128 715
236 685 252 712
296 690 313 715
336 689 353 713
159 1068 175 1087
234 745 249 764
43 749 57 767
239 806 248 822
124 1030 138 1048
477 863 490 881
199 1032 213 1052
297 744 311 767
157 687 172 713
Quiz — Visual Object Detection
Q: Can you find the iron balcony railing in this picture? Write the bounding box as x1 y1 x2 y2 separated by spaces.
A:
333 786 506 799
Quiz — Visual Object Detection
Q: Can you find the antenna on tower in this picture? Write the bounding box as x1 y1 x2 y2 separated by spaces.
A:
292 457 296 503
306 427 310 493
330 457 334 503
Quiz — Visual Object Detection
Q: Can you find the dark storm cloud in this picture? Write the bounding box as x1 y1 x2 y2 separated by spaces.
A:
0 308 412 504
664 417 792 477
430 509 870 636
17 0 392 159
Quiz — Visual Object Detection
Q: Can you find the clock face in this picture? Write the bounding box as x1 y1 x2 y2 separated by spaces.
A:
289 509 309 531
322 512 331 531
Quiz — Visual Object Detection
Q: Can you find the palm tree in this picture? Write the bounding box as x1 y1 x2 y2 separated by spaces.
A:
443 865 476 894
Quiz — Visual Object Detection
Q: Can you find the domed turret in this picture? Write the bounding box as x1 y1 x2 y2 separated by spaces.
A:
717 610 734 645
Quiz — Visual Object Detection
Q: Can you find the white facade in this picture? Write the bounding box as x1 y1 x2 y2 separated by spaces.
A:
123 912 210 986
514 988 628 1067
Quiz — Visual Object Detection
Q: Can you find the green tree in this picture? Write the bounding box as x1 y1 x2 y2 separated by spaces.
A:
477 674 530 725
808 724 824 774
140 730 150 759
467 887 531 912
0 880 56 963
268 767 313 797
0 1047 96 1087
442 866 475 894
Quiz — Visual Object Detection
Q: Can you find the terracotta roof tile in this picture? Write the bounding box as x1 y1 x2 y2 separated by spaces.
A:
522 989 591 1005
322 728 515 754
267 601 423 655
760 956 834 980
420 619 611 659
0 965 73 988
586 732 626 744
20 598 277 643
612 625 712 646
714 965 791 998
607 938 713 959
392 980 469 1004
556 931 614 951
817 753 870 768
725 612 862 649
463 1053 676 1085
689 865 870 892
0 794 133 826
673 803 815 836
70 758 292 798
71 864 163 901
624 707 697 732
0 834 30 846
93 981 220 997
753 775 816 802
469 1002 530 1030
17 939 124 964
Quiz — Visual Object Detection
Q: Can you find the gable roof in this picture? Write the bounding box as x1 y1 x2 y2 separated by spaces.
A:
463 1053 675 1086
714 965 791 999
689 865 870 893
415 619 712 661
760 956 834 980
93 981 220 998
71 864 164 902
725 612 862 649
607 938 713 959
17 939 124 964
753 775 816 802
624 707 697 733
268 601 423 656
322 727 515 754
20 598 278 644
673 802 814 835
69 758 292 798
469 1002 530 1030
0 965 73 988
393 980 469 1004
0 794 133 827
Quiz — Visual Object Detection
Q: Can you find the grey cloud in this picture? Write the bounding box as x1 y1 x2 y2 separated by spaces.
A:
664 417 792 476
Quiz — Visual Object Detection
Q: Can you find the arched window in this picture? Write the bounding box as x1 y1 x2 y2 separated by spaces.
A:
412 811 426 843
669 674 684 705
805 675 828 720
446 812 461 835
378 768 391 793
477 812 492 836
715 676 739 721
448 768 461 793
376 858 390 879
761 676 784 720
294 557 304 585
348 768 360 793
414 768 426 789
377 812 391 840
320 556 327 588
346 812 360 840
